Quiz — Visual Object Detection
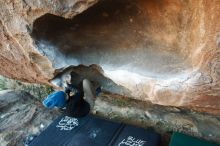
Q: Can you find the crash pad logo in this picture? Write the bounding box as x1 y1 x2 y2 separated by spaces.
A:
56 116 79 131
118 136 146 146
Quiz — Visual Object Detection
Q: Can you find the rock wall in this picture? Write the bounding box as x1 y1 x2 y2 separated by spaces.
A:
0 0 220 114
0 90 59 146
0 0 98 83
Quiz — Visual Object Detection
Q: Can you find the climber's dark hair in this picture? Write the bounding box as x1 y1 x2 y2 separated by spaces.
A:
70 71 83 86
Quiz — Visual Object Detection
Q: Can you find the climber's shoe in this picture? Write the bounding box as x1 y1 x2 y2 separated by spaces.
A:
95 86 102 96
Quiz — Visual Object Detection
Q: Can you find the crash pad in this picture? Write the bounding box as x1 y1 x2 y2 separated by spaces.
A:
110 125 161 146
67 116 123 146
29 115 121 146
169 132 219 146
30 115 161 146
29 115 90 146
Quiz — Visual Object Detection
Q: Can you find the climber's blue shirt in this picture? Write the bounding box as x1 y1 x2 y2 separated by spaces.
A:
43 91 67 109
43 83 101 109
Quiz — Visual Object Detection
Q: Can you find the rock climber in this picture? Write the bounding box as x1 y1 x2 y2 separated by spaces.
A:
43 71 100 117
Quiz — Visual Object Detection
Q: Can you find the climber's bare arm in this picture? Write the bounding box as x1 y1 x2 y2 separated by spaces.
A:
83 79 95 109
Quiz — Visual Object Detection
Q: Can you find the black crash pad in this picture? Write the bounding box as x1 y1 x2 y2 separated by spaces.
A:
29 115 90 146
110 125 161 146
67 116 123 146
30 115 161 146
30 115 122 146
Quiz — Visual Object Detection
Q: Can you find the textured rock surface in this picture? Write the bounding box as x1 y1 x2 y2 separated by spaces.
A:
0 0 220 114
93 92 220 144
0 0 98 83
0 90 59 146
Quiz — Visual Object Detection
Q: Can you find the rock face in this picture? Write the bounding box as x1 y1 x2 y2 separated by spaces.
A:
0 0 220 114
0 90 59 146
0 0 98 83
93 92 220 144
